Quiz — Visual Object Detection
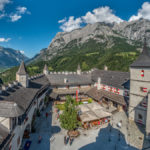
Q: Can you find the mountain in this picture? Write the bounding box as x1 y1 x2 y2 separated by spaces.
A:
30 18 150 63
1 19 150 84
0 46 29 70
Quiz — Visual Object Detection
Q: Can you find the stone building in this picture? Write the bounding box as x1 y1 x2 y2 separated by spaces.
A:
129 39 150 137
0 40 150 149
0 63 50 150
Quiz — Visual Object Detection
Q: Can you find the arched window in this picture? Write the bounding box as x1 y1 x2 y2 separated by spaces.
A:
138 114 143 120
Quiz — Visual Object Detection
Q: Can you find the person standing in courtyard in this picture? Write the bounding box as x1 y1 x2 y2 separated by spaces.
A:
38 135 42 143
64 136 66 145
45 112 48 119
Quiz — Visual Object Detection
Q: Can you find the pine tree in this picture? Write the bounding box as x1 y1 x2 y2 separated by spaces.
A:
60 96 81 131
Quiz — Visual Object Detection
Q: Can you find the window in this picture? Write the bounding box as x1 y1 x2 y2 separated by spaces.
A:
141 70 144 77
138 114 143 120
140 87 147 93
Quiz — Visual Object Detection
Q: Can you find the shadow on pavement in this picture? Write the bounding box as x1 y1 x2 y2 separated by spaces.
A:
79 123 138 150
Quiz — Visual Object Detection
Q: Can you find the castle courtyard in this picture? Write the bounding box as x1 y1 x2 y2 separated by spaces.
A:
21 102 150 150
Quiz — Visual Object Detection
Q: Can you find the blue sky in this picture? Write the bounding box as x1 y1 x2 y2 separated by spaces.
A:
0 0 150 58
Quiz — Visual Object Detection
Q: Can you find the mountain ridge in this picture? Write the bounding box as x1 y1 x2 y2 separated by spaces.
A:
30 18 150 63
0 46 29 70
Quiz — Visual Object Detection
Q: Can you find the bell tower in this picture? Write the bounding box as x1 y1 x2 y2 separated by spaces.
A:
16 61 29 88
129 38 150 135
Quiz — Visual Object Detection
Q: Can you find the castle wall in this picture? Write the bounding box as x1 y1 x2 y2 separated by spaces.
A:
16 74 29 88
146 93 150 136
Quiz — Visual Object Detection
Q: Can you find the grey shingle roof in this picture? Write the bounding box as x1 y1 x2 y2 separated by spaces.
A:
0 75 49 117
0 101 24 117
130 39 150 67
87 87 126 105
91 69 129 89
16 61 27 75
47 74 91 86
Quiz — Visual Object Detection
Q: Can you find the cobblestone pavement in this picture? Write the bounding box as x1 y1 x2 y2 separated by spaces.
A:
22 102 150 150
50 107 140 150
22 102 54 150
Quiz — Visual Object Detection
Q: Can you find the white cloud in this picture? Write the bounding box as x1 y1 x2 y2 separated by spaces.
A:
9 6 29 22
59 6 123 32
129 2 150 22
0 0 10 11
58 17 66 23
82 6 123 24
0 13 5 18
0 37 11 42
17 6 27 14
10 14 21 22
59 16 82 32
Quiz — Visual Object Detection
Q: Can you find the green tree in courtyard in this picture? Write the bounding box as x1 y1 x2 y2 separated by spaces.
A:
60 96 81 131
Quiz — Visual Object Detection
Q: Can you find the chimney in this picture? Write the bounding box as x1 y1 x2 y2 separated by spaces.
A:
65 71 68 75
64 78 68 83
77 64 81 75
97 77 101 90
104 65 108 71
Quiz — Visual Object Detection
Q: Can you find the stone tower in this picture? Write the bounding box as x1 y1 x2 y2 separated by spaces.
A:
77 64 81 75
16 61 29 88
43 64 49 75
129 39 150 135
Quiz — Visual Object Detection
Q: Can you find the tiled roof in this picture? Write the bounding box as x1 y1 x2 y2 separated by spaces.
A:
0 75 49 117
0 101 24 117
87 87 126 105
91 69 129 89
47 74 91 86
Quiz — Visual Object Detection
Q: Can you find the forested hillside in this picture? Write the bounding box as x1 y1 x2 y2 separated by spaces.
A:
0 36 142 83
